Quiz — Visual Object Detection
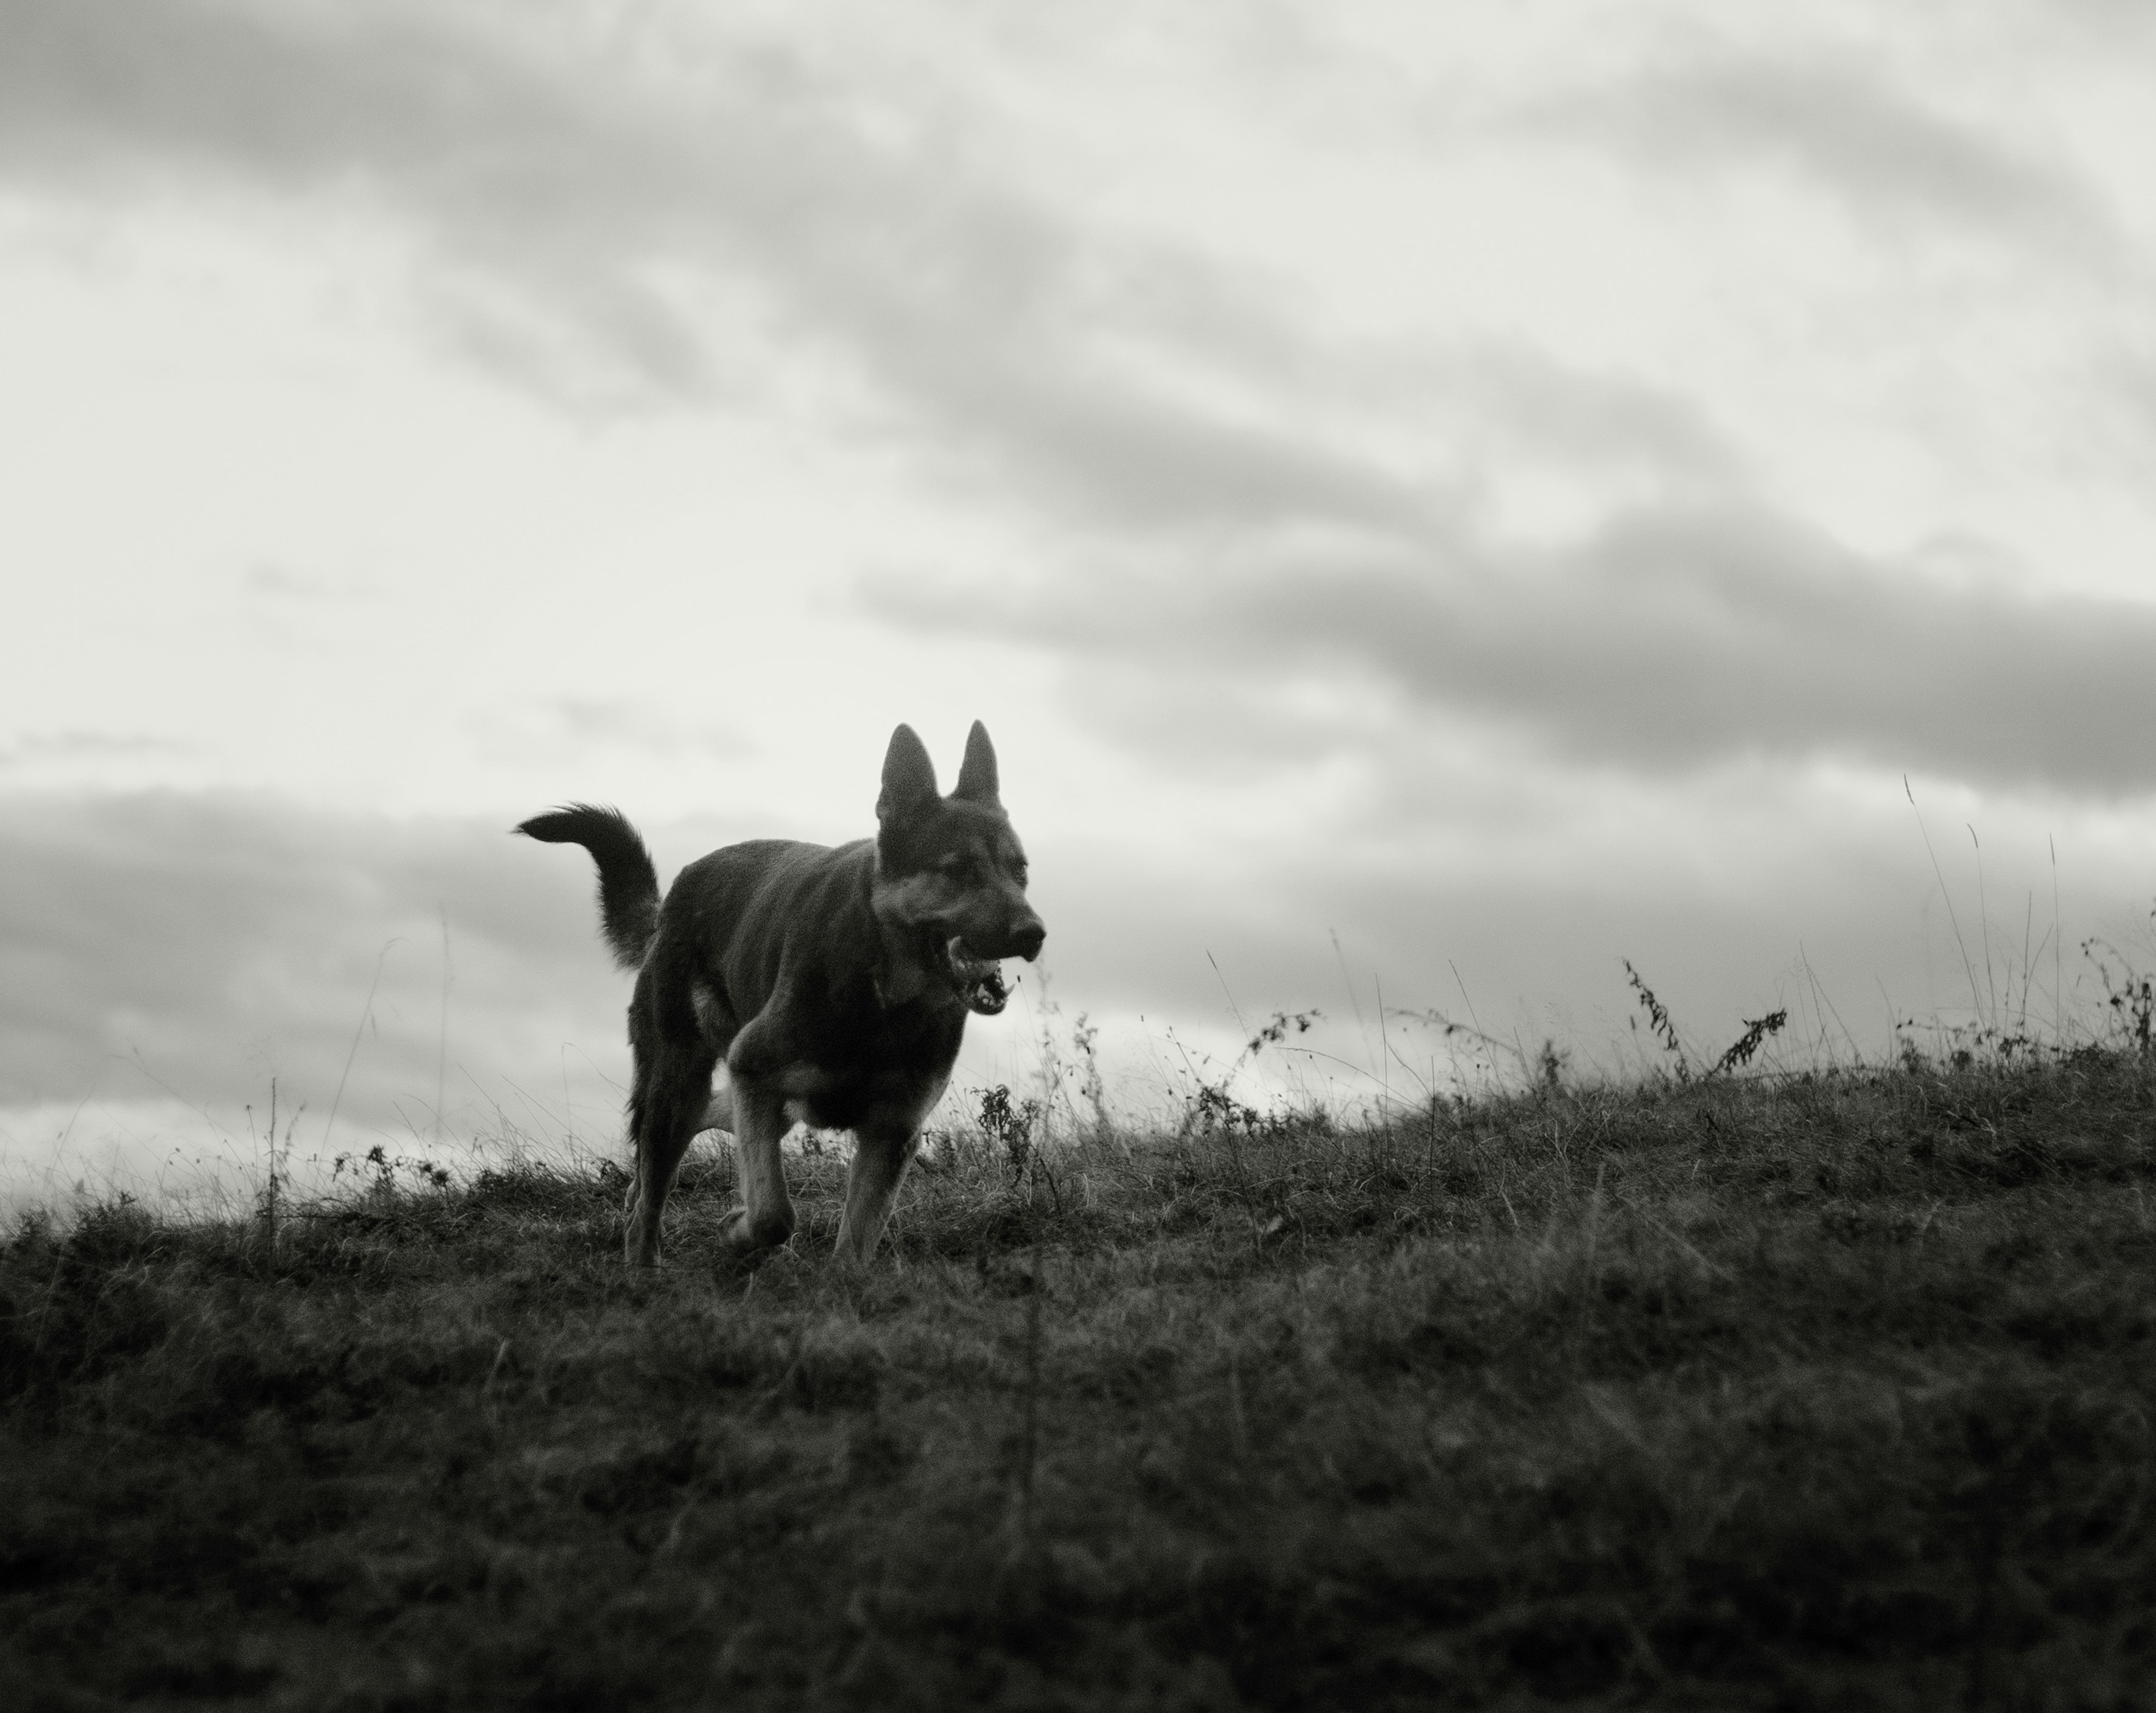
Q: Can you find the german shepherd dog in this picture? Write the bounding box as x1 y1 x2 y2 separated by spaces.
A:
519 723 1044 1267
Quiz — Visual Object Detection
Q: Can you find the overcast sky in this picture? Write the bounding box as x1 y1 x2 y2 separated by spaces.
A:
5 0 2155 1210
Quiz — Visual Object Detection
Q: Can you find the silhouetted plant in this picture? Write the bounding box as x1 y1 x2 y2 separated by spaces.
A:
977 1085 1043 1182
1626 960 1787 1081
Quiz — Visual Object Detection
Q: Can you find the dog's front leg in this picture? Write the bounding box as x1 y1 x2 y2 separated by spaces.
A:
716 991 814 1257
835 1078 947 1261
835 1128 917 1263
717 1078 797 1257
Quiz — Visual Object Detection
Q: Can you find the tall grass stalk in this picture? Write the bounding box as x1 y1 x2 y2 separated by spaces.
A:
1908 775 1983 1021
323 938 400 1151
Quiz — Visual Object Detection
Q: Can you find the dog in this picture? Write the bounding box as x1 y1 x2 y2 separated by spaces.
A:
519 722 1044 1267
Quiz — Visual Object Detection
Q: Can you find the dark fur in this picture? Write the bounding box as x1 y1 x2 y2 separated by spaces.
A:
519 722 1043 1266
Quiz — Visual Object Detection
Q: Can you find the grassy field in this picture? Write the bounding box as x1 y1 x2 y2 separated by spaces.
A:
4 1045 2153 1711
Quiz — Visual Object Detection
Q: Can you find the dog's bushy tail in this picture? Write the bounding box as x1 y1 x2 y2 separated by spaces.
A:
517 804 660 970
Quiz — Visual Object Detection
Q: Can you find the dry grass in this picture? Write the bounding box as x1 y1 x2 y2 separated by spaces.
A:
4 1047 2154 1709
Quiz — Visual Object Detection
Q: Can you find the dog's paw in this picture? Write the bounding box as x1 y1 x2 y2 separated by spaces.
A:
716 1207 796 1257
715 1207 756 1249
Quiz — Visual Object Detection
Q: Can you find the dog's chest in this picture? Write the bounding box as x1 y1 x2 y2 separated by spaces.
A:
782 993 965 1127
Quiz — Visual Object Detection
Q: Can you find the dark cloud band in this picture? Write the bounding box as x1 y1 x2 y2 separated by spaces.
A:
870 503 2156 796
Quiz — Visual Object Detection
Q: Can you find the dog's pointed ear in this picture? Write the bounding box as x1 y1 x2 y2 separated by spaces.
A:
877 724 940 825
952 720 999 805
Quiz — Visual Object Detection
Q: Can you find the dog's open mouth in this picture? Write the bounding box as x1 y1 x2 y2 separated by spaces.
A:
945 936 1012 1014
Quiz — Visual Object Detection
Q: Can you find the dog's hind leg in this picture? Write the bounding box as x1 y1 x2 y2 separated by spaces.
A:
717 1079 797 1257
625 1038 716 1268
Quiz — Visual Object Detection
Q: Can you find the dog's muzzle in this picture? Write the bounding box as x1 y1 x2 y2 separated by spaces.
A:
942 917 1044 1015
944 937 1013 1014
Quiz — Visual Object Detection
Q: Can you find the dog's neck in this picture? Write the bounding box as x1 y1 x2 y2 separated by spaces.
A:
871 954 927 1010
865 853 959 1013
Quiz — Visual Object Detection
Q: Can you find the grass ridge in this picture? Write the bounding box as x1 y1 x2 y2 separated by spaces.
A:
4 1048 2153 1709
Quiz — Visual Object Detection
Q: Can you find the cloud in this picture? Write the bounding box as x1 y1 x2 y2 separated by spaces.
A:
0 0 749 392
0 731 185 770
461 699 751 772
1405 343 1746 489
872 501 2156 795
240 562 366 601
0 790 626 1132
0 0 1594 546
9 2 2146 811
20 0 2038 605
0 1 571 197
1540 49 2114 252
